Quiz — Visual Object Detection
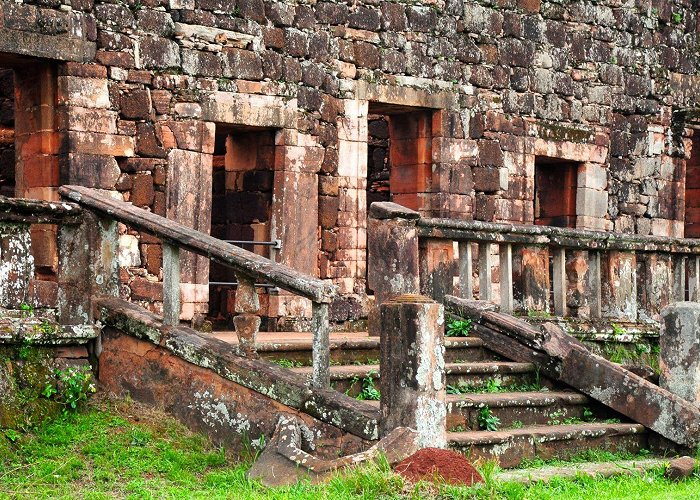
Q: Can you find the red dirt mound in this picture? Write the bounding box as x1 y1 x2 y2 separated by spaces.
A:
394 447 484 486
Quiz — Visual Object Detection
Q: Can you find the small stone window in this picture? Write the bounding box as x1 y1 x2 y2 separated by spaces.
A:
685 134 700 237
534 157 579 228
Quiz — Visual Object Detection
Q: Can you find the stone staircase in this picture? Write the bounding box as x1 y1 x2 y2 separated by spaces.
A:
218 331 650 468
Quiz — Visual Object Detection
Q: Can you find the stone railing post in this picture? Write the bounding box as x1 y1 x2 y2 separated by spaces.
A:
660 302 700 404
367 202 420 336
233 272 261 357
379 294 446 448
0 222 34 308
57 212 118 326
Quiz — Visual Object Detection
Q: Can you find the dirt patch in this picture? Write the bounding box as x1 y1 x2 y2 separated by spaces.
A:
394 447 484 486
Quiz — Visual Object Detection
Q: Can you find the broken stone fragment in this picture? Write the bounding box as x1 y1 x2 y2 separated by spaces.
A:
248 414 419 487
665 456 697 481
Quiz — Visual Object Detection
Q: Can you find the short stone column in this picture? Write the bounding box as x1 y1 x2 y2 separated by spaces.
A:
367 202 421 336
660 302 700 404
379 294 446 448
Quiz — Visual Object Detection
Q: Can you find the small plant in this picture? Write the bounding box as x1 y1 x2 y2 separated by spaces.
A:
273 359 303 368
547 409 566 426
511 420 523 429
672 12 683 24
18 337 34 360
484 378 503 393
3 429 21 443
446 318 473 337
43 366 96 414
478 406 501 431
350 370 381 401
583 407 595 422
610 323 627 335
526 310 551 319
19 303 33 317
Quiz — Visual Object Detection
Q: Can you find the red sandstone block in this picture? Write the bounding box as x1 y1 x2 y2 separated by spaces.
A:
141 243 162 275
130 277 163 301
29 279 58 308
131 173 154 207
64 131 135 157
21 155 59 188
390 163 431 194
59 62 108 79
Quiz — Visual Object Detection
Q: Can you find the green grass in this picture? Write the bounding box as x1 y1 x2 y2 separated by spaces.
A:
1 398 700 499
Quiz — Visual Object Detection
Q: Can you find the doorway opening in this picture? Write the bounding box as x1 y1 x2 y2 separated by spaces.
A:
208 125 277 328
685 133 700 237
366 104 433 213
534 157 579 228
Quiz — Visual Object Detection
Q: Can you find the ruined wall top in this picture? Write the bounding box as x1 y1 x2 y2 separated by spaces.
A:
2 0 698 114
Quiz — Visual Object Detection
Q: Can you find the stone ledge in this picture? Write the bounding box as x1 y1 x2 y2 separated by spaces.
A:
0 28 96 63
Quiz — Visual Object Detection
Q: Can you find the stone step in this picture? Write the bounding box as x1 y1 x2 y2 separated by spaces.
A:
238 335 499 366
448 423 648 468
446 391 592 431
496 458 665 484
290 361 550 397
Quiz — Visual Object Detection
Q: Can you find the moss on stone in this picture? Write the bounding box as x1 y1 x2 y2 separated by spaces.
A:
0 346 64 429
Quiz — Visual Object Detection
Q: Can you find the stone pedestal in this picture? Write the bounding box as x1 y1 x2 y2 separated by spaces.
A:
660 302 700 404
379 294 446 448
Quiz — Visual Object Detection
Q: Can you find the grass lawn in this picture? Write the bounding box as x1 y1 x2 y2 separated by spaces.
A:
1 397 699 499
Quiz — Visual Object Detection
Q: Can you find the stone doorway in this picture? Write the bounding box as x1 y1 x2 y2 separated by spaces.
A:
685 133 700 237
366 104 433 214
0 57 59 279
208 125 278 329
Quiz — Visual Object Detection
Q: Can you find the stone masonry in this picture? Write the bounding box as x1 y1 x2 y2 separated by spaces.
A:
0 0 698 326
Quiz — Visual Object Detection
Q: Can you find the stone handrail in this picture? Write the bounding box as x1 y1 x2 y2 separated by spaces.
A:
0 195 82 224
368 201 698 325
58 185 336 388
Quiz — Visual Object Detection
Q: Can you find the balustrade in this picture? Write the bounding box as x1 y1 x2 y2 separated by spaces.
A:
369 202 700 325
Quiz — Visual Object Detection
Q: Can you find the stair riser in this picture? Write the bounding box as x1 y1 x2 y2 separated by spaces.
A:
450 433 648 468
261 345 497 366
331 371 547 396
446 403 589 431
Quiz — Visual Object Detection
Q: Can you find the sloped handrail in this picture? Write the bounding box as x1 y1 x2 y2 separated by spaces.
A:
59 185 336 303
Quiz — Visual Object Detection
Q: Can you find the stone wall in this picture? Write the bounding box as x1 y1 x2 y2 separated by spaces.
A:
1 0 698 323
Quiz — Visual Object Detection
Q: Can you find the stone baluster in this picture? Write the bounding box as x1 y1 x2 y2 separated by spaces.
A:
689 256 700 301
419 239 455 301
162 242 181 326
639 253 672 321
458 241 473 299
552 248 566 317
587 251 602 319
478 243 492 301
672 255 687 301
233 272 260 357
499 243 513 313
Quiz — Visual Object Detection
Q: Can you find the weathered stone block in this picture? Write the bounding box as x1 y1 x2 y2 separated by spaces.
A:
380 295 446 449
660 303 700 405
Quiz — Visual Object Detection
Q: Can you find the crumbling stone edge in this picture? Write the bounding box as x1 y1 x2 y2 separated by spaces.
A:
95 296 379 441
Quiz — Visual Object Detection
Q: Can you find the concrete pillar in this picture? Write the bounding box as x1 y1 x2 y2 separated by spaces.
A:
379 294 446 448
660 302 700 404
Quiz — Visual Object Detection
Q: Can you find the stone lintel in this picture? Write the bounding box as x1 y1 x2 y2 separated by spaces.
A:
0 28 95 63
